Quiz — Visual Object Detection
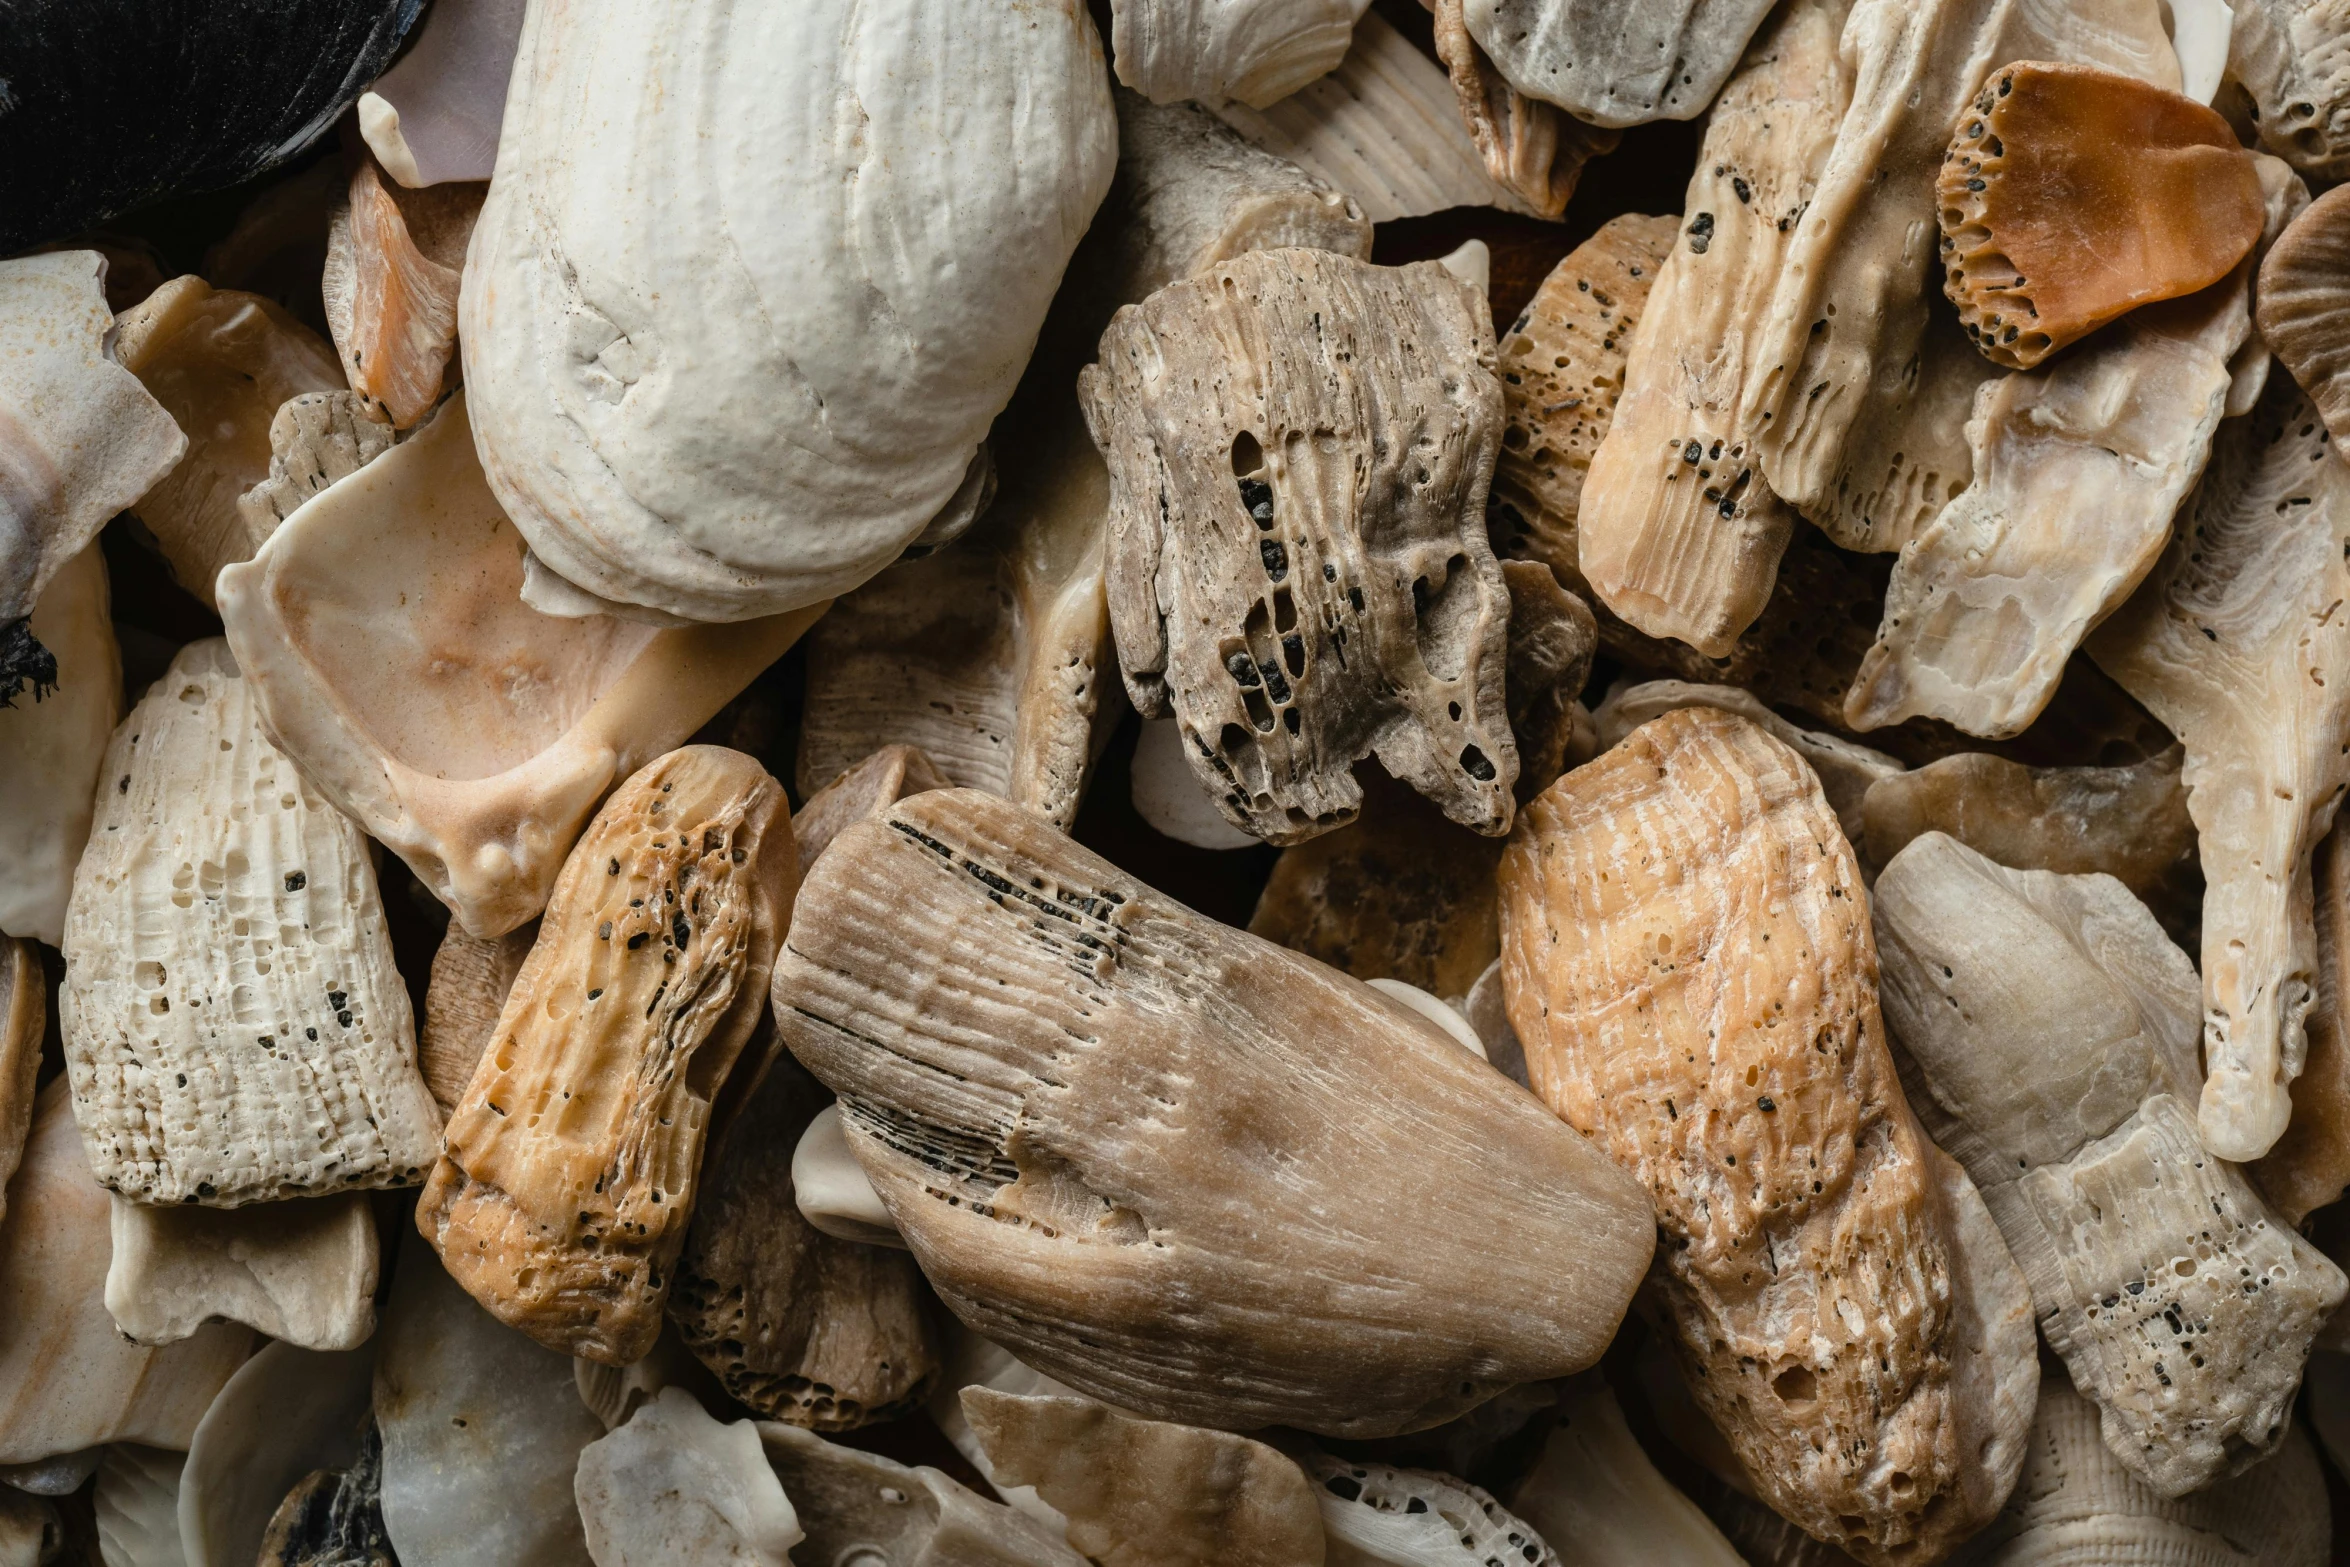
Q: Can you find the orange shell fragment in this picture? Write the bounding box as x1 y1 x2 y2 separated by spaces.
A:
1937 61 2263 370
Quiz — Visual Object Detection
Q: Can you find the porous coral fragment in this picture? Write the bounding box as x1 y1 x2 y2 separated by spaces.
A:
1938 62 2265 370
2258 180 2350 451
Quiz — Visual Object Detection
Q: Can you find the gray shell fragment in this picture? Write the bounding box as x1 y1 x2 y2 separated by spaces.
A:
1462 0 1779 126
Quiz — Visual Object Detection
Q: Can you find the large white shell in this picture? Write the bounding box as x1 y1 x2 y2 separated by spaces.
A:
357 0 527 186
0 544 119 947
177 1339 373 1567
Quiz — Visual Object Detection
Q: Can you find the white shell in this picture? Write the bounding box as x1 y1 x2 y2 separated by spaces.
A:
1111 0 1369 109
0 544 119 946
356 0 527 186
574 1389 801 1567
105 1193 377 1351
1129 719 1260 849
789 1104 905 1251
1365 978 1487 1060
177 1339 372 1567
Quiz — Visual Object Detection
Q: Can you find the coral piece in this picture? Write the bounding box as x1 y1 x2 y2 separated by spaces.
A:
181 1339 375 1567
2228 0 2350 181
1295 1448 1558 1565
1938 62 2265 371
1109 0 1368 109
2086 375 2350 1161
356 0 527 187
574 1389 803 1567
63 637 440 1207
0 941 36 1227
1429 0 1620 220
1084 247 1516 843
2256 821 2350 1224
758 1421 1087 1566
2258 181 2350 450
106 1193 378 1351
1507 1378 1746 1566
420 923 535 1116
1498 708 2033 1564
234 391 396 537
323 160 485 429
773 788 1654 1436
0 545 118 947
1463 0 1777 126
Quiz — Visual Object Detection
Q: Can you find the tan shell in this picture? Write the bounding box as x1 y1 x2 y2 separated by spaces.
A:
1507 1377 1746 1567
2086 375 2350 1161
1802 306 1991 559
2225 0 2350 181
962 1389 1327 1567
758 1420 1087 1567
321 159 484 429
1498 707 2031 1564
0 544 120 948
793 746 951 876
2256 821 2350 1224
1429 0 1619 221
771 788 1655 1436
419 922 536 1117
418 746 795 1365
216 392 825 939
1107 0 1365 110
232 390 395 538
1084 247 1516 844
62 637 441 1207
0 940 38 1227
2257 180 2350 449
105 1193 378 1352
112 276 344 609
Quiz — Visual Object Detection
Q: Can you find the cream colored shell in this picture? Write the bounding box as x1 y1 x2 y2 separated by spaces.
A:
105 1193 379 1352
1110 0 1368 110
573 1388 803 1567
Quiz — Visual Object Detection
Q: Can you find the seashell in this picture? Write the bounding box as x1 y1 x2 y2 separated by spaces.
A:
926 1326 1077 1534
1292 1448 1558 1566
771 787 1654 1437
0 1083 253 1466
2257 181 2350 451
0 0 420 254
417 746 794 1365
2170 0 2237 103
233 392 395 539
2256 822 2350 1224
669 1046 940 1431
0 941 36 1227
574 1388 802 1567
0 1489 62 1567
1428 0 1620 221
322 161 486 431
0 1451 100 1498
1936 63 2265 371
1084 247 1516 844
216 393 825 939
61 637 440 1207
1499 561 1598 802
1505 1377 1745 1567
1486 214 1677 587
1874 832 2345 1495
1463 0 1776 126
0 252 184 703
355 0 527 187
2227 0 2350 181
1129 720 1262 849
93 1445 182 1567
789 1103 906 1252
419 921 536 1117
253 1423 397 1567
111 277 346 610
195 161 343 335
1110 0 1367 109
374 1236 606 1567
755 1421 1087 1567
179 1339 373 1567
961 1388 1327 1567
461 0 1116 625
571 1322 729 1435
1498 708 2035 1564
793 747 952 876
0 544 120 948
104 1193 378 1352
2085 375 2350 1161
1459 959 1529 1087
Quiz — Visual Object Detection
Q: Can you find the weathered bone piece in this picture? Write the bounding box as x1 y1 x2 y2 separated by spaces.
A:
1461 0 1776 126
1428 0 1619 220
758 1420 1088 1567
2257 823 2350 1224
773 788 1654 1436
322 160 484 429
574 1388 803 1567
2086 375 2350 1161
0 251 183 701
0 545 118 947
180 1339 374 1567
1506 1377 1746 1567
2228 0 2350 181
0 941 37 1227
1498 708 2031 1564
234 391 396 539
1085 246 1517 844
1294 1447 1557 1566
218 393 825 939
1108 0 1367 110
1874 833 2346 1495
1937 62 2263 370
63 637 440 1206
2258 181 2350 448
105 1193 378 1351
355 0 527 186
418 746 795 1365
463 0 1116 623
962 1389 1327 1567
420 922 536 1116
111 275 345 609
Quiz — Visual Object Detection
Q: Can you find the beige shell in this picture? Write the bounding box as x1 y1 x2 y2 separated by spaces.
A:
759 1420 1087 1567
1461 0 1777 127
232 390 395 539
1498 708 2033 1564
793 746 952 876
62 637 440 1207
1506 1377 1746 1567
570 1322 727 1434
182 1336 374 1567
927 1325 1081 1533
419 921 535 1117
1108 0 1366 110
418 746 795 1365
1293 1447 1559 1566
0 1489 61 1566
321 159 484 429
2229 0 2350 181
771 787 1655 1436
0 546 117 950
2086 375 2350 1161
216 392 825 939
111 276 344 610
94 1444 184 1567
2257 181 2350 449
105 1193 378 1352
1084 247 1516 843
2256 822 2350 1224
573 1388 803 1567
1428 0 1619 221
0 941 37 1228
1801 307 1991 560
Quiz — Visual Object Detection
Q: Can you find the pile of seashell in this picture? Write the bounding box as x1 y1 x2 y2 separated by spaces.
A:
7 0 2350 1562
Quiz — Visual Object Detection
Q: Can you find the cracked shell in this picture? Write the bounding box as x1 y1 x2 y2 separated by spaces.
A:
1429 0 1620 221
322 159 484 430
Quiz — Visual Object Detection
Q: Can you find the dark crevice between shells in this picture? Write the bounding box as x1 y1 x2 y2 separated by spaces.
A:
0 618 58 708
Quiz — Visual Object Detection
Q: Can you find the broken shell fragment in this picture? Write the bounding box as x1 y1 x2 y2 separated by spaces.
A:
1131 720 1263 849
2256 822 2350 1224
773 788 1654 1436
217 393 825 939
927 1326 1079 1533
356 0 527 187
420 921 536 1117
2257 181 2350 449
105 1193 378 1352
1294 1447 1557 1566
180 1339 373 1567
572 1323 727 1435
1506 1377 1746 1567
233 391 396 539
1462 0 1776 127
2228 0 2350 181
1498 708 2030 1563
758 1420 1087 1567
793 747 953 875
62 637 440 1207
1500 560 1598 801
1084 247 1517 843
0 545 119 948
322 161 485 429
1429 0 1620 221
790 1104 906 1251
1938 62 2264 370
574 1388 803 1567
0 1490 61 1567
0 942 36 1226
1109 0 1366 110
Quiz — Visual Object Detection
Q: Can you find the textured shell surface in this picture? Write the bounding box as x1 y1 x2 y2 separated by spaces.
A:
1296 1447 1559 1566
179 1338 373 1567
772 787 1655 1437
0 941 39 1229
0 544 120 947
757 1420 1089 1567
461 0 1117 623
1462 0 1778 125
2258 180 2350 449
2229 0 2350 180
1110 0 1369 109
2255 821 2350 1223
1428 0 1621 222
573 1388 803 1567
420 921 536 1116
93 1444 183 1567
62 637 439 1207
234 390 396 540
321 161 483 430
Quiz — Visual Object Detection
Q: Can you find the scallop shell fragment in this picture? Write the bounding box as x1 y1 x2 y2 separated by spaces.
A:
0 544 117 948
1109 0 1368 110
2257 180 2350 450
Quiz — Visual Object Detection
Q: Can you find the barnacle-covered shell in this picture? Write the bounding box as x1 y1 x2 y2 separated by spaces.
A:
1498 708 2033 1564
772 788 1654 1436
356 0 526 188
105 1193 377 1352
1109 0 1366 109
62 637 440 1207
759 1421 1087 1567
1429 0 1620 220
2256 822 2350 1224
322 160 484 429
1084 247 1516 843
217 393 824 939
2257 181 2350 449
418 746 794 1365
463 0 1116 623
1462 0 1776 126
0 544 118 947
574 1388 802 1567
2086 375 2350 1161
2228 0 2350 181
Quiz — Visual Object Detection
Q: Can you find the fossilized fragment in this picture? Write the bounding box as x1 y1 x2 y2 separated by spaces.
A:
1463 0 1775 126
180 1340 374 1567
0 1083 252 1466
1428 0 1619 220
2257 822 2350 1223
795 747 953 874
1294 1448 1557 1566
62 638 439 1206
0 251 183 700
963 1389 1327 1567
105 1193 378 1351
575 1388 803 1567
1937 63 2263 369
323 160 485 429
1085 247 1516 843
2258 182 2350 450
464 0 1115 623
356 0 527 187
2228 0 2350 181
760 1421 1087 1567
1109 0 1367 109
774 788 1653 1436
420 922 536 1116
2085 375 2350 1161
112 275 344 609
1875 833 2345 1494
420 747 794 1364
0 942 36 1226
218 394 825 939
1498 708 2028 1563
233 391 395 538
1506 1377 1745 1567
